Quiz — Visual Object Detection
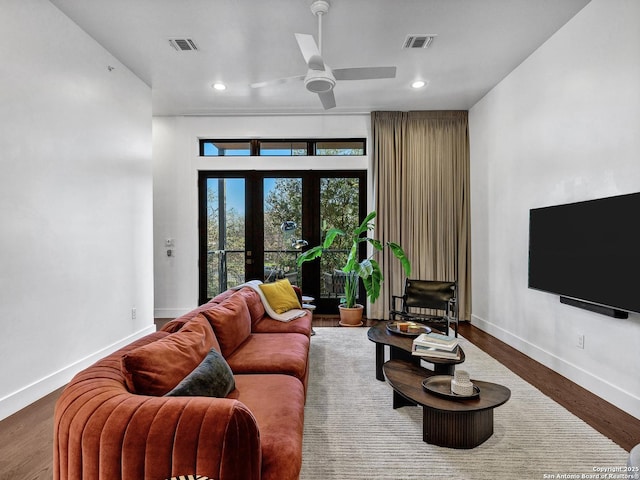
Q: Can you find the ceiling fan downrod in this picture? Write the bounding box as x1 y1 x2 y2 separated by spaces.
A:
310 0 329 55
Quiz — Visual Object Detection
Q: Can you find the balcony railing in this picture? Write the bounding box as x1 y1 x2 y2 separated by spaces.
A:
206 248 357 300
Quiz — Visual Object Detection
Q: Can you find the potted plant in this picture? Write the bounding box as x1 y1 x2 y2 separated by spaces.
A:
296 211 411 326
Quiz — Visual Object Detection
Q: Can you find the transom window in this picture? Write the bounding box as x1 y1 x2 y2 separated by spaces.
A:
199 138 365 157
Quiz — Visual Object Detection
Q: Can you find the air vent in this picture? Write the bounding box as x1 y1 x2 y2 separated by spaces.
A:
403 34 437 49
169 38 199 52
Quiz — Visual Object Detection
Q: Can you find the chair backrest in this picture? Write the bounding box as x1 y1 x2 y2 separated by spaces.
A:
323 270 347 295
404 279 456 311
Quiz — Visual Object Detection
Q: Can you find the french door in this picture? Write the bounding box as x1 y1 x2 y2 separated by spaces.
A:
198 170 366 312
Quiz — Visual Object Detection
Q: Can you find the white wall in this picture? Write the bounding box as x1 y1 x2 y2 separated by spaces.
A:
469 0 640 418
153 115 369 318
0 0 154 420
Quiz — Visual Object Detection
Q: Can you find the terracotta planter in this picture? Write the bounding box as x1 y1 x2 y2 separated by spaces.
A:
338 304 364 327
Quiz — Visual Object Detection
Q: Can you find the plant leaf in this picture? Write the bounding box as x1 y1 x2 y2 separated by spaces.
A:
354 211 376 236
367 238 383 251
296 245 324 266
388 242 412 276
362 260 382 303
343 243 359 272
357 259 373 278
322 228 344 249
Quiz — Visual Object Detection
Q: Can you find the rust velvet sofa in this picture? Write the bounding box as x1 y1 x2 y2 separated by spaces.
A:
54 285 312 480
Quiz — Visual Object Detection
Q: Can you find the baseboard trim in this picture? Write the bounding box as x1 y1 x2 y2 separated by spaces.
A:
0 325 156 421
470 314 640 419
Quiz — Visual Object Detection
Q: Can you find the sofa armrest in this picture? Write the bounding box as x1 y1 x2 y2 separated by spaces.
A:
55 387 261 480
291 285 303 305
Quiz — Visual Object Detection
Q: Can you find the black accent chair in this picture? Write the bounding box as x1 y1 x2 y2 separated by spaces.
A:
390 279 459 337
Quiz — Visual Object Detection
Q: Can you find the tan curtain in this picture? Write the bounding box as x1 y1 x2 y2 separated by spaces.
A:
370 111 471 320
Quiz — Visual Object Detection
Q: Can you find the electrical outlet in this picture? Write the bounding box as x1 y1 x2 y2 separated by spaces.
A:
577 334 585 349
131 307 137 320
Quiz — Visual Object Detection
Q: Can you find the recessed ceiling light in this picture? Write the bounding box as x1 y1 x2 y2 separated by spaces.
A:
411 80 426 89
212 82 226 91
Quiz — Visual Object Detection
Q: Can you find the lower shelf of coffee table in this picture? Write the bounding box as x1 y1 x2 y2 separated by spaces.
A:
383 359 511 449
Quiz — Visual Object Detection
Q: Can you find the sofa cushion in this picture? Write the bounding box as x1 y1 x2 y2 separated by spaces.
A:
160 299 221 334
233 374 305 480
225 332 309 384
210 288 235 303
258 278 301 314
121 314 216 396
252 311 313 336
235 287 267 326
203 293 251 357
165 348 235 398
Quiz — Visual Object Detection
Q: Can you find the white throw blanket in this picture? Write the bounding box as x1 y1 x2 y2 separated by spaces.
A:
231 280 307 322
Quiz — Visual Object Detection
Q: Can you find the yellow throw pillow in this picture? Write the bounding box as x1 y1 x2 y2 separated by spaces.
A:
259 278 301 314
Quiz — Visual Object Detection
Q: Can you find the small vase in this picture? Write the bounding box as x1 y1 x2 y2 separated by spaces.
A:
338 304 364 327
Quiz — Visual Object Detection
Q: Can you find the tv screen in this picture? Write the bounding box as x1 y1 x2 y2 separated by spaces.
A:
528 192 640 315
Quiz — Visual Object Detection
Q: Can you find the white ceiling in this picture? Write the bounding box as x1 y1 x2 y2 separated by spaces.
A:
50 0 591 116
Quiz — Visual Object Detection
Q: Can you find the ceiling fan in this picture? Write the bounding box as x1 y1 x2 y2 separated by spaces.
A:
249 0 397 110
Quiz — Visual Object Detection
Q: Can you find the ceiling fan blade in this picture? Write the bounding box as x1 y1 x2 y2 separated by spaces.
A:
318 90 336 110
294 33 325 71
333 66 397 81
250 74 305 89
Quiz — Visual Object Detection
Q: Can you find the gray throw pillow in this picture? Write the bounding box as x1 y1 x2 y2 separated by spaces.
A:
165 348 235 398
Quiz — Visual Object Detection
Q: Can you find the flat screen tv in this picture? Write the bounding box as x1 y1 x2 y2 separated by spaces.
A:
528 192 640 318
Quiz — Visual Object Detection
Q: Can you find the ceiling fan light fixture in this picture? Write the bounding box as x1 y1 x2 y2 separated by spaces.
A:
304 69 335 93
411 80 427 89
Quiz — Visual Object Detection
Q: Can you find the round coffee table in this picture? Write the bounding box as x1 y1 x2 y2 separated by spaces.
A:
367 321 465 380
383 359 511 449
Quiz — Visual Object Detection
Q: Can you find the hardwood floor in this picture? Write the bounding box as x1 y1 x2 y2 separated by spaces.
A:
1 318 637 479
0 386 62 479
457 321 640 452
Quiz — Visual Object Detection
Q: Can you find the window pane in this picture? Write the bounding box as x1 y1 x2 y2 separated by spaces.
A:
263 177 303 286
202 141 251 156
200 138 365 156
319 177 361 298
315 141 365 156
260 141 308 156
206 178 245 298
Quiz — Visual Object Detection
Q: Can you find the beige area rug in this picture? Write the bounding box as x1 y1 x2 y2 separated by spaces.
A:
301 327 628 480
